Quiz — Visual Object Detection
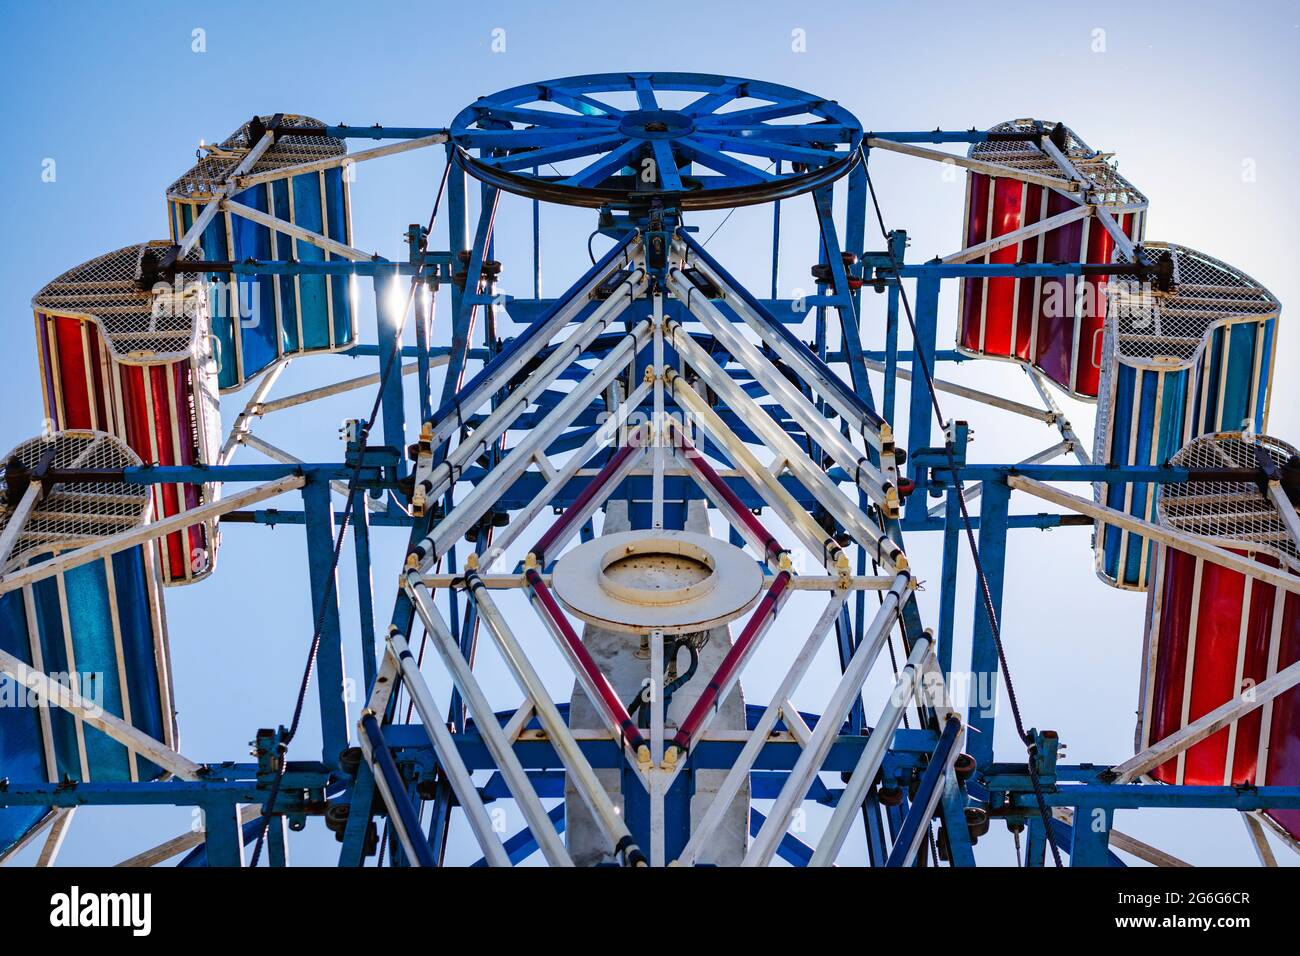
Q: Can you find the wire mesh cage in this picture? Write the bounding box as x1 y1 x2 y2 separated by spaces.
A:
1093 245 1281 590
167 114 356 391
32 241 222 586
1138 432 1300 844
0 430 176 861
958 119 1147 399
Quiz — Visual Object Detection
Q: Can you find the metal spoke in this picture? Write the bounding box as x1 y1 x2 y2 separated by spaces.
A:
692 123 856 143
676 137 775 184
689 132 843 166
474 105 619 128
633 75 659 110
704 98 823 126
480 133 628 171
651 139 684 191
558 139 644 187
541 84 626 117
458 127 615 149
681 81 742 116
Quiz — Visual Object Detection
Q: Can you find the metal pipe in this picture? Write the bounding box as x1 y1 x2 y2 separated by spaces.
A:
884 716 963 867
424 236 642 450
476 380 650 571
385 634 511 866
524 568 651 768
675 229 886 436
0 647 203 780
1112 656 1300 784
177 131 275 255
666 323 908 573
667 416 787 568
0 475 306 596
744 573 911 865
672 592 847 866
530 429 646 563
358 712 437 867
236 133 449 189
665 571 793 766
811 633 934 865
0 483 41 570
1006 475 1300 595
404 579 573 866
667 270 898 515
219 358 289 465
409 320 652 567
410 288 647 518
666 376 848 573
464 572 646 866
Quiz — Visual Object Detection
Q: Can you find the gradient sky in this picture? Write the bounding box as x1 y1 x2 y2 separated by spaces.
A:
2 0 1298 866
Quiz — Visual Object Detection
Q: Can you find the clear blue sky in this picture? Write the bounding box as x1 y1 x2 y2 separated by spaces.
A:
2 0 1298 865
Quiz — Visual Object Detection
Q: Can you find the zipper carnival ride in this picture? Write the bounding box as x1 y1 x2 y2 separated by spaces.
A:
1 72 1298 868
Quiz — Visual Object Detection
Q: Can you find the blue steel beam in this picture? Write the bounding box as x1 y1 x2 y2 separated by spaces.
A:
302 480 350 766
966 480 1010 769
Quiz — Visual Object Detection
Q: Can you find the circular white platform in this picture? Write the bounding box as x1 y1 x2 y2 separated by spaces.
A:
551 530 763 635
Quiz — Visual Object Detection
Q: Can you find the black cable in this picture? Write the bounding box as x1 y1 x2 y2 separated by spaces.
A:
860 150 1064 867
248 160 453 867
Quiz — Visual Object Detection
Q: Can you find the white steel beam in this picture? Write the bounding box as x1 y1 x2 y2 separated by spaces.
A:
410 320 652 568
940 205 1092 265
1007 475 1300 595
466 575 645 866
0 475 306 596
665 384 848 574
0 648 202 780
410 289 647 517
383 633 511 867
177 132 275 255
666 276 898 515
865 138 1077 192
666 326 907 573
744 575 913 866
403 580 573 866
236 133 449 189
810 633 935 865
475 381 651 572
1111 656 1300 784
223 200 375 262
219 358 290 465
672 592 848 867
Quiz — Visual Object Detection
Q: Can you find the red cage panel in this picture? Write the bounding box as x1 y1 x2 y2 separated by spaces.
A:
32 242 221 585
1141 433 1300 843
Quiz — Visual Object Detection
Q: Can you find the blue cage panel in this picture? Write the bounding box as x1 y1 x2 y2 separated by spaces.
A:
166 115 356 391
0 431 174 860
1093 243 1280 590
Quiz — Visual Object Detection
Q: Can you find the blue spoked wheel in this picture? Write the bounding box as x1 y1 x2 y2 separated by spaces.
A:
450 72 863 210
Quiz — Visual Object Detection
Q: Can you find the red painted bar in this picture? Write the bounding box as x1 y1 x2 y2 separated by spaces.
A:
526 568 648 753
1144 433 1300 842
32 242 222 586
672 428 785 565
670 570 791 752
531 431 642 562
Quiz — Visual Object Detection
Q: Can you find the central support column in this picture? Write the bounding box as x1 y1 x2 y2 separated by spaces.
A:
565 498 749 865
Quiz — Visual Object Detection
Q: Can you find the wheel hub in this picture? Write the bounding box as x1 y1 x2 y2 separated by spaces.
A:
618 109 695 141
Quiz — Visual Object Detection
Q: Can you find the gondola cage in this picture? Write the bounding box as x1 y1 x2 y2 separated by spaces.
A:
32 241 221 586
1139 433 1300 845
1094 244 1280 590
958 119 1147 399
166 114 356 391
0 431 176 860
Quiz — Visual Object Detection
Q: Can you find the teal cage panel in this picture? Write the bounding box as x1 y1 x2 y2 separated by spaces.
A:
0 431 174 860
1093 243 1281 590
166 114 356 391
